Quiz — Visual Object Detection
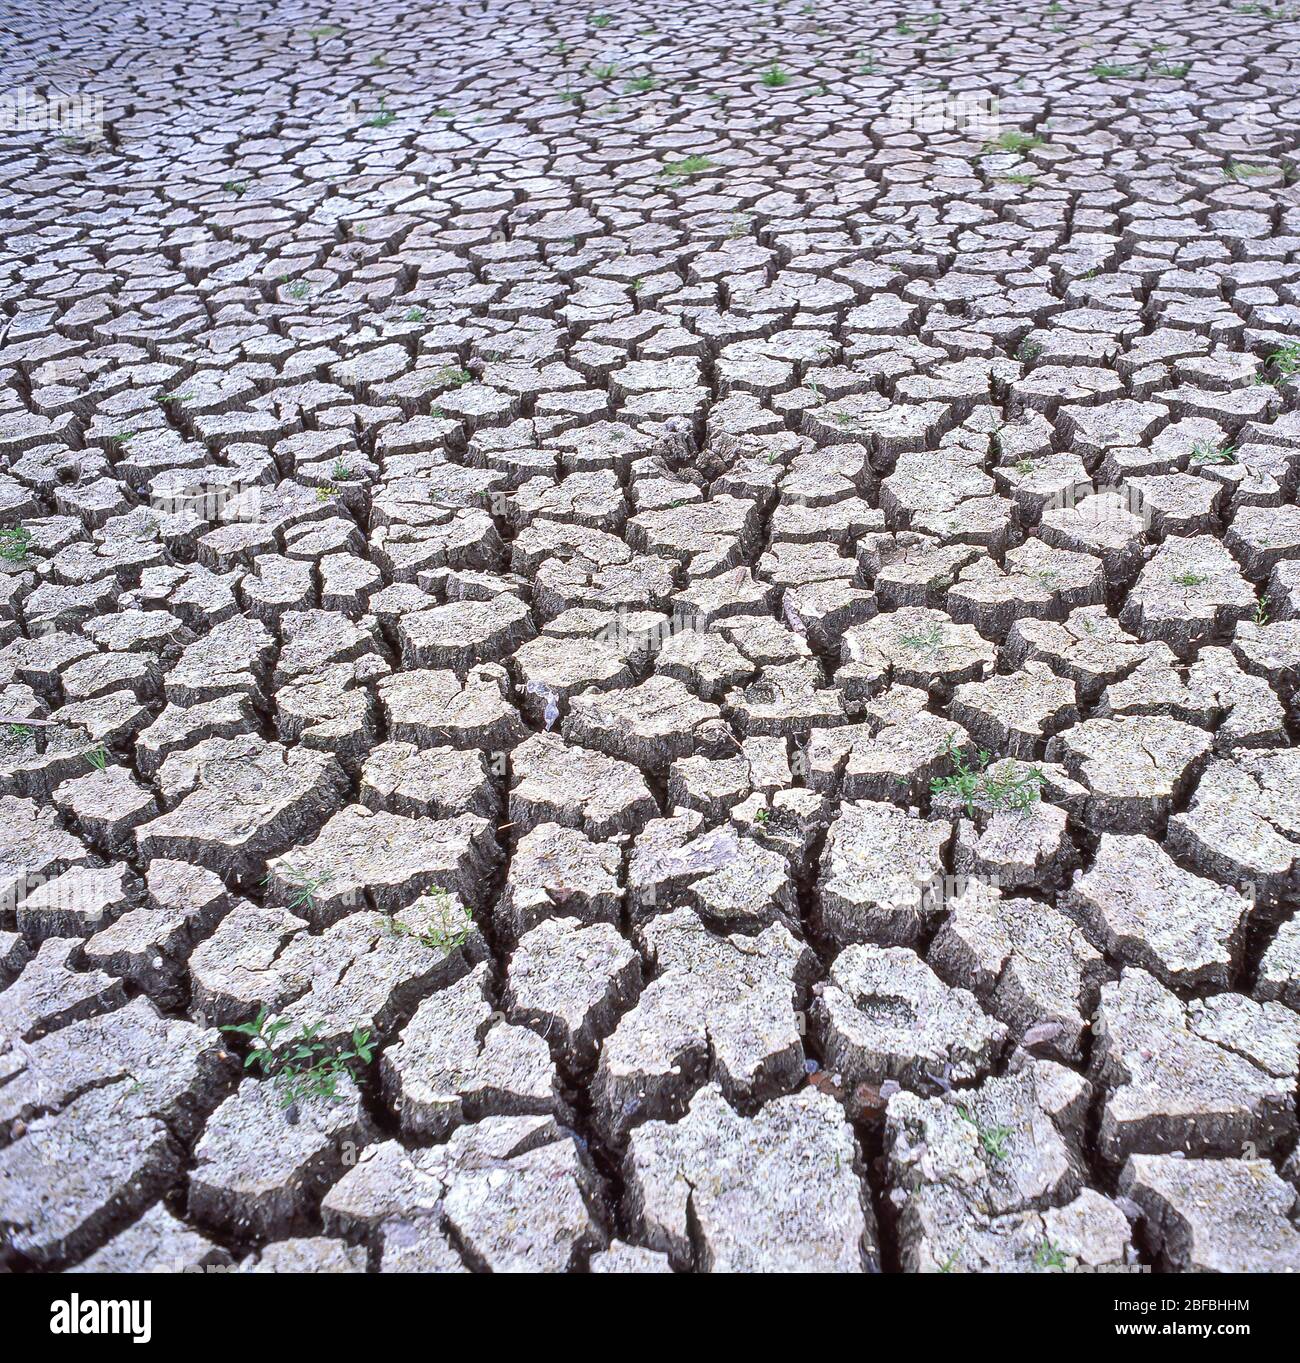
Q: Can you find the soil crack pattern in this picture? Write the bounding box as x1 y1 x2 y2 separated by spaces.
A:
0 0 1299 1275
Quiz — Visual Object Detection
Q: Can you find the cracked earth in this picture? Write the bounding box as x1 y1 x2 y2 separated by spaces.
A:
1 0 1300 1276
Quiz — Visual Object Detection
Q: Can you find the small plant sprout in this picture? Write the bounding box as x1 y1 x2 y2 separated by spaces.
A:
1017 338 1043 362
1254 594 1271 626
1189 439 1236 465
1226 161 1270 181
957 1105 1014 1162
366 99 396 128
660 154 713 181
308 24 342 38
726 213 753 238
1034 1239 1069 1270
221 1007 374 1109
331 458 353 481
5 723 33 741
590 11 612 26
985 130 1043 153
222 179 250 197
1266 340 1300 377
315 483 338 502
1090 61 1140 80
0 525 33 563
433 364 472 388
980 1123 1013 1161
624 74 657 93
85 742 109 771
268 864 335 913
403 306 426 322
760 63 792 87
900 621 945 652
1173 570 1206 588
381 888 474 952
425 888 474 950
931 735 1045 817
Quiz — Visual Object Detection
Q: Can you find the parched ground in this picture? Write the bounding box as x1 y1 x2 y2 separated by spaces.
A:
1 0 1299 1275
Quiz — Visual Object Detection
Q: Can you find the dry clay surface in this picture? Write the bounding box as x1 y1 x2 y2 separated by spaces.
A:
2 0 1300 1275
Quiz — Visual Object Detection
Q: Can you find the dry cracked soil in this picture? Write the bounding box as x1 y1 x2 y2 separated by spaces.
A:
0 0 1299 1277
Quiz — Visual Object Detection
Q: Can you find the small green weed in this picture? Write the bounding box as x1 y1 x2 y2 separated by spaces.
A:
957 1105 1014 1162
931 736 1045 817
268 864 334 913
433 365 472 388
1189 439 1236 465
221 1007 374 1108
0 526 33 563
379 889 473 952
900 621 945 652
661 154 713 179
1266 341 1300 377
984 130 1042 153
